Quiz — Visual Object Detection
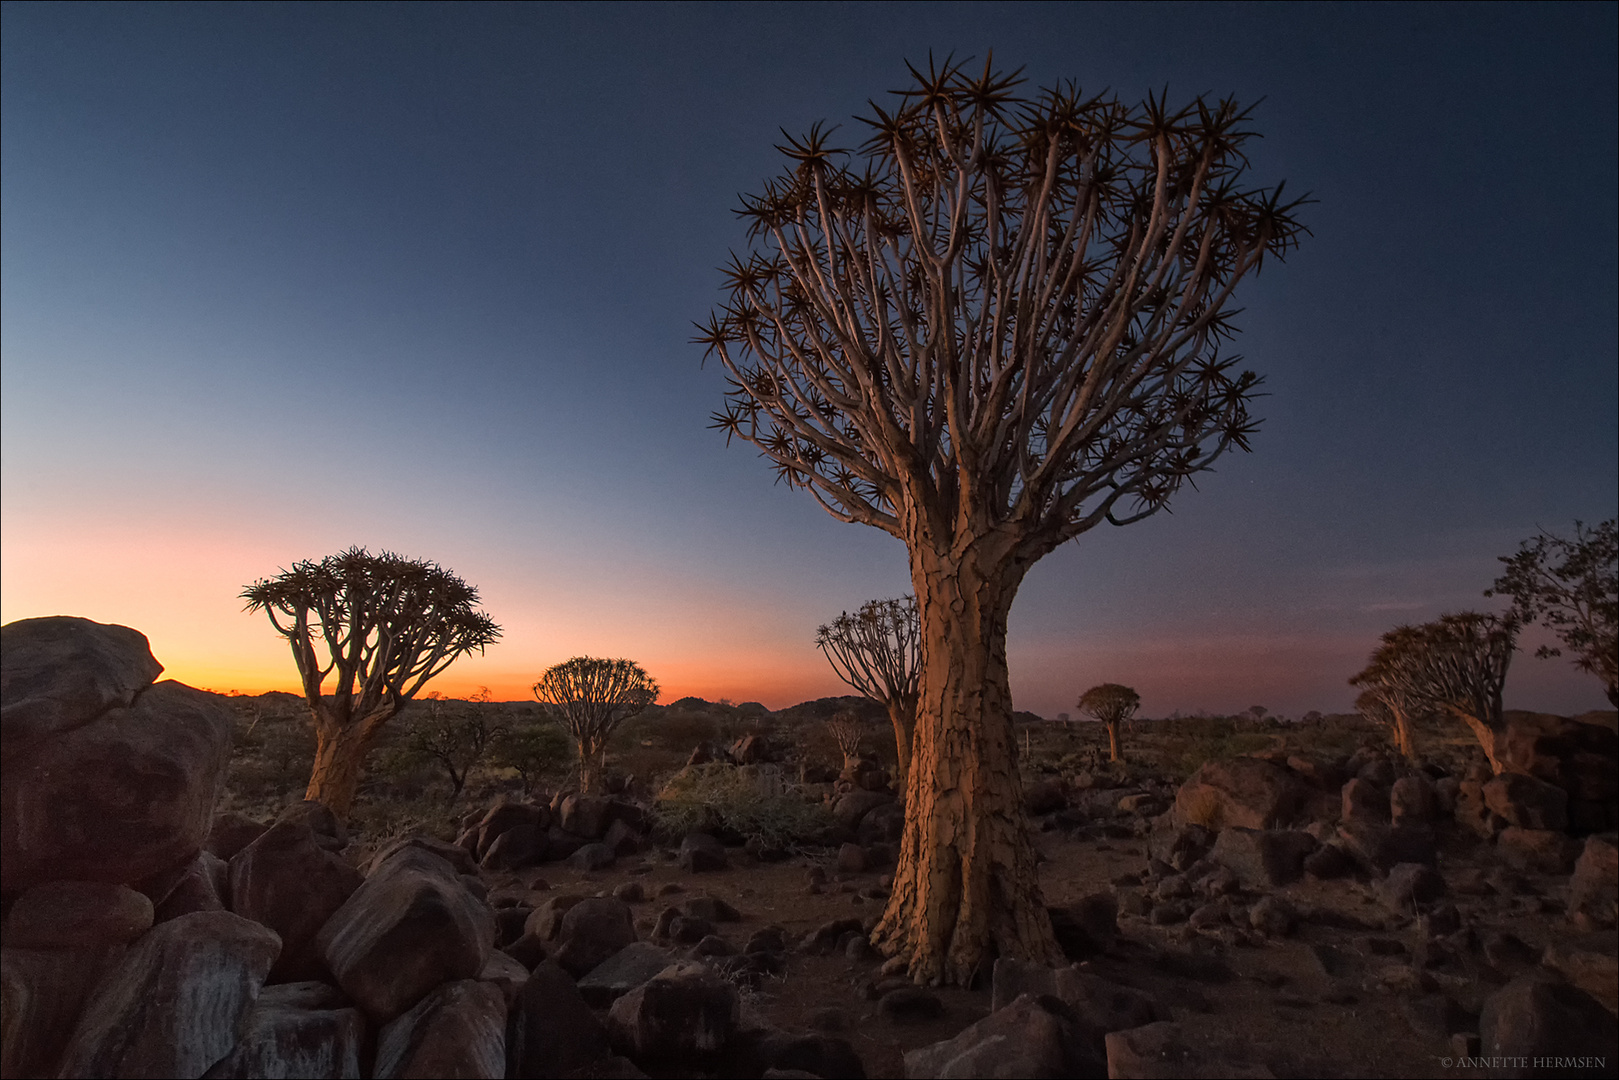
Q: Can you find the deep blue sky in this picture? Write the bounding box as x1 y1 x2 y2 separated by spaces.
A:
3 1 1615 716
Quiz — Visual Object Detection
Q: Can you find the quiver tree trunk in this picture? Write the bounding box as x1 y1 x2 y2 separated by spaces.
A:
1388 710 1416 763
305 706 394 817
886 701 916 788
577 737 603 794
1105 720 1122 763
1450 712 1506 774
870 547 1061 986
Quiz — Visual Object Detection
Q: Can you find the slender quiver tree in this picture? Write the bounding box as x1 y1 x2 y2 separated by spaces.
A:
1352 614 1518 773
1350 685 1419 762
533 657 658 794
1487 519 1618 707
242 547 501 818
699 58 1307 983
816 596 922 783
825 709 866 770
1076 683 1140 763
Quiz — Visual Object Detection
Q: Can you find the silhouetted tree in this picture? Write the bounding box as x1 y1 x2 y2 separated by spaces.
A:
399 688 507 803
816 596 921 783
1487 519 1617 707
533 657 658 793
242 547 500 817
1076 683 1139 763
699 57 1308 983
492 719 573 796
1352 613 1517 773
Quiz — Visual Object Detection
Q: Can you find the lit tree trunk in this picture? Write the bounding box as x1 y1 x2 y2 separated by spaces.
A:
1104 720 1122 763
305 706 392 817
886 701 915 789
871 546 1062 986
1387 708 1416 763
577 737 598 795
1450 711 1505 774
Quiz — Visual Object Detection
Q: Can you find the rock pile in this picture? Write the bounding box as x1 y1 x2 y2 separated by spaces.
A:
0 616 871 1080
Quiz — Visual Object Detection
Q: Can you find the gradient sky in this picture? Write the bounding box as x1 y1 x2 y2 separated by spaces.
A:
3 2 1615 718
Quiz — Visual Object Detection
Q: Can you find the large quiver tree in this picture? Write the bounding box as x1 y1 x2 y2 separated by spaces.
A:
816 596 921 783
699 58 1307 985
242 547 501 818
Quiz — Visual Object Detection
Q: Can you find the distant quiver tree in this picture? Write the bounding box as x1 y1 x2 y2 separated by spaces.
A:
698 57 1309 983
816 596 922 783
1076 683 1139 763
241 547 501 818
533 657 658 794
1487 519 1617 707
825 709 866 770
1351 613 1518 773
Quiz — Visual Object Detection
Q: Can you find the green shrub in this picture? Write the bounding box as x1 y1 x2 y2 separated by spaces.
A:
491 720 573 793
1170 732 1276 779
652 763 833 850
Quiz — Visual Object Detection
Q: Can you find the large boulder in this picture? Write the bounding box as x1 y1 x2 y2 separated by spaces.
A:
3 670 233 894
473 798 548 860
831 790 893 828
724 1029 866 1079
679 832 727 873
0 616 163 750
315 846 494 1021
1172 758 1306 832
1567 833 1617 928
56 910 282 1079
1104 1021 1274 1079
373 979 505 1080
553 897 636 978
228 821 364 982
1479 972 1618 1073
1483 773 1570 832
577 942 676 1007
1209 828 1318 889
508 961 610 1078
904 993 1104 1079
989 958 1164 1035
1 882 157 1078
559 794 617 840
4 880 155 950
154 852 230 921
199 981 365 1079
606 961 738 1063
1500 712 1619 834
1340 778 1389 825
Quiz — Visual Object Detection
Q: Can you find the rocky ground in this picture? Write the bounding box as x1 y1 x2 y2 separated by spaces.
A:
3 615 1616 1079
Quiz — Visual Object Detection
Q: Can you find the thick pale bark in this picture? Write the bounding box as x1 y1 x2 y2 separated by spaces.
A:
870 547 1061 986
304 705 394 817
1104 720 1122 763
886 701 916 787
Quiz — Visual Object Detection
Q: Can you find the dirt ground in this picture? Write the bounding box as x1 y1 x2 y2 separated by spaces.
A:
215 697 1614 1078
476 823 1601 1079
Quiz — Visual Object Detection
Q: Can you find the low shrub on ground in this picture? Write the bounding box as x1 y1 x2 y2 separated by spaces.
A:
1169 732 1277 779
651 762 834 850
